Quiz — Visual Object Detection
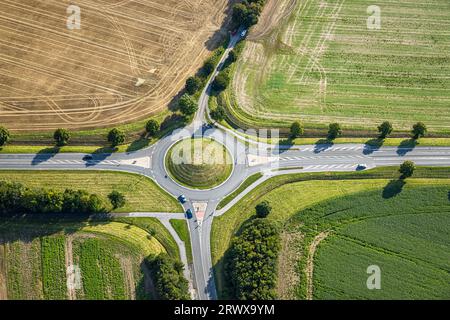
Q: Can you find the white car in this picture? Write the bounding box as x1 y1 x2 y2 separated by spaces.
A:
240 30 247 37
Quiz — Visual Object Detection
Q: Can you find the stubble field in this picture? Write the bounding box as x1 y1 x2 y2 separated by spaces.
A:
0 0 229 131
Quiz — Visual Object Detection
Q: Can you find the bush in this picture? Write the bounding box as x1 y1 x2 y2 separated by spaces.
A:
145 119 160 136
377 121 393 139
107 128 125 147
210 106 226 122
412 122 427 139
179 94 198 116
0 126 11 146
328 123 342 140
290 121 304 138
145 254 190 300
399 161 415 178
108 191 126 210
53 128 71 146
185 76 202 95
212 72 230 92
225 218 280 300
255 201 271 218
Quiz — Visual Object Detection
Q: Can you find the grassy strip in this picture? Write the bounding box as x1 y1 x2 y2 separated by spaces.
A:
217 172 263 209
0 171 182 213
169 219 193 264
41 236 67 300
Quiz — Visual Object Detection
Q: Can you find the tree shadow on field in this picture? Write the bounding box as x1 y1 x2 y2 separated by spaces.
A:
31 146 60 165
396 138 418 156
203 2 235 51
382 179 406 199
447 191 450 202
314 139 334 154
0 215 110 247
363 138 384 155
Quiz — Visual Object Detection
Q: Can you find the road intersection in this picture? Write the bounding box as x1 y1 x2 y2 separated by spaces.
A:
1 33 450 300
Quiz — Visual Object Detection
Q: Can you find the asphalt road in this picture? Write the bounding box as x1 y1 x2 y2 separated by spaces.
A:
1 33 450 300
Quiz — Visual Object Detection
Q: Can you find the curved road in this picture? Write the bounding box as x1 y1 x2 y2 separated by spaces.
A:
1 33 450 300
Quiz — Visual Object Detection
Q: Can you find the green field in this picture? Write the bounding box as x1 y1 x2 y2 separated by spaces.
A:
0 218 175 300
0 171 182 213
225 0 450 134
211 167 450 299
166 138 233 189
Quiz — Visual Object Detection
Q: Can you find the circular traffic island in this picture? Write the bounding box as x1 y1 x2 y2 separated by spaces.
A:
165 138 233 189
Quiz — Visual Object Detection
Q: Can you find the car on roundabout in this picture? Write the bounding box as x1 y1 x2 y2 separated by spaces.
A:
178 195 187 204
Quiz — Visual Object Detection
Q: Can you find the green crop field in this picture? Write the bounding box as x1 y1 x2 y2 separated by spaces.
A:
0 171 182 213
226 0 450 134
308 189 450 299
0 218 177 300
211 167 450 299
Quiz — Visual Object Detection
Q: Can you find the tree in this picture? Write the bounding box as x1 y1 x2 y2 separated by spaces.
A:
412 122 427 139
179 94 198 116
210 106 226 122
290 121 304 138
212 72 230 92
377 121 393 139
145 119 159 136
225 218 280 300
185 76 202 95
255 201 272 218
107 128 125 147
146 254 190 300
202 60 215 76
399 160 415 178
53 128 71 146
328 123 342 140
108 190 126 210
0 126 10 146
225 50 237 66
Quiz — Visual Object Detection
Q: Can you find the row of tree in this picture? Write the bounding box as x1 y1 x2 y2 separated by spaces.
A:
145 254 190 300
289 121 428 141
0 180 103 215
225 200 279 300
231 0 267 29
0 119 162 148
0 180 126 215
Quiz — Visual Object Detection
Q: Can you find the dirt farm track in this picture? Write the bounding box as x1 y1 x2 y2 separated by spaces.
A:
0 0 229 131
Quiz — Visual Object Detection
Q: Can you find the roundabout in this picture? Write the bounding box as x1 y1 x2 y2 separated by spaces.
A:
165 137 233 190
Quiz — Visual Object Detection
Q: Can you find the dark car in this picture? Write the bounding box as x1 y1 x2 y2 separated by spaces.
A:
186 209 193 219
178 195 187 204
82 155 93 161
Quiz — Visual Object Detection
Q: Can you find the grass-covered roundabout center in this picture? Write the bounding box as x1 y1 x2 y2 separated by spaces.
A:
165 137 233 190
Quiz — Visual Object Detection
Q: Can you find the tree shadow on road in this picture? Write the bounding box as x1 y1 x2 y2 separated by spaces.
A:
363 138 384 155
396 138 418 156
31 146 60 165
382 179 406 199
314 139 334 153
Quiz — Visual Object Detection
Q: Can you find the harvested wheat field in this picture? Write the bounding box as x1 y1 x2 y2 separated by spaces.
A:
0 0 229 131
